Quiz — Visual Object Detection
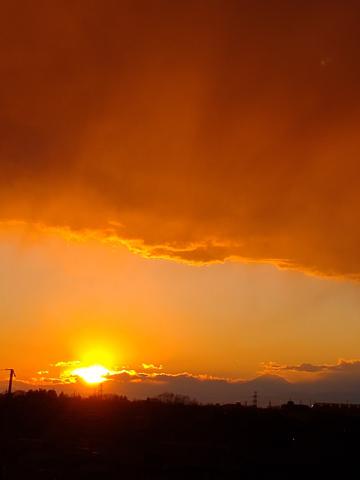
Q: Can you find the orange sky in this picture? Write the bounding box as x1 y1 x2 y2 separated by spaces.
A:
1 223 360 397
1 1 360 400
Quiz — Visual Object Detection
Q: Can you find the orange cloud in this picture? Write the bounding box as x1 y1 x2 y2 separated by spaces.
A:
261 359 360 379
1 2 360 278
142 363 163 370
51 361 81 368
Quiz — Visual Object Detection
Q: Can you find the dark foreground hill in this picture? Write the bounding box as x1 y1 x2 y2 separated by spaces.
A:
0 390 359 479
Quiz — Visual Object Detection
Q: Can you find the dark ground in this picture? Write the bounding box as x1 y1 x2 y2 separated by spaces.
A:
0 390 359 479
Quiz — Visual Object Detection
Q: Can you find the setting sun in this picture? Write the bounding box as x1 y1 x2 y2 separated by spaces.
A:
72 365 110 384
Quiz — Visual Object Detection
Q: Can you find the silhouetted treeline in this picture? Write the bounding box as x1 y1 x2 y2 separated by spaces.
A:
0 390 359 479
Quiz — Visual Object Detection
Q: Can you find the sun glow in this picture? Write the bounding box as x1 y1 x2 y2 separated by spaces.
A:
72 365 110 384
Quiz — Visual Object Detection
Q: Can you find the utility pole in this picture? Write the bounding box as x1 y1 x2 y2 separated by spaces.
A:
4 369 16 395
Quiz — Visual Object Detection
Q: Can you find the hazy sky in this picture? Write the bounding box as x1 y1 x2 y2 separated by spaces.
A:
1 223 360 398
1 1 360 400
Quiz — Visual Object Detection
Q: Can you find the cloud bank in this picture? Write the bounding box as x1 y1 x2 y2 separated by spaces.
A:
1 1 360 277
263 359 360 375
7 358 360 405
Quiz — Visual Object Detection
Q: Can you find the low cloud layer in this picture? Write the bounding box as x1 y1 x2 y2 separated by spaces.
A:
263 359 360 375
1 2 360 277
5 358 360 405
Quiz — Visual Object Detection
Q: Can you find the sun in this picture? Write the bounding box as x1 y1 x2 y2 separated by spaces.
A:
72 365 110 384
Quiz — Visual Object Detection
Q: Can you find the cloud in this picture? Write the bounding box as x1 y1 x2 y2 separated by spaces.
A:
96 370 292 404
142 363 163 370
1 2 360 278
262 361 328 374
262 359 360 375
51 361 81 368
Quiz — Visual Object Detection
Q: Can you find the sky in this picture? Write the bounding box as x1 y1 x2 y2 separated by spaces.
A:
1 1 360 403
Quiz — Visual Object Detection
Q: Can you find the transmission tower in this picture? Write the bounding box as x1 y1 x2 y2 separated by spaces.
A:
252 390 258 408
3 369 16 395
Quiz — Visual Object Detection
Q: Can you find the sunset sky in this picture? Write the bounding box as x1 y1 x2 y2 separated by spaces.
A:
1 1 360 403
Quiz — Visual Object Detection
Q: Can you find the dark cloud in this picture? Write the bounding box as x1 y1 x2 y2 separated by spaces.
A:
263 362 329 373
1 1 360 277
263 359 360 374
